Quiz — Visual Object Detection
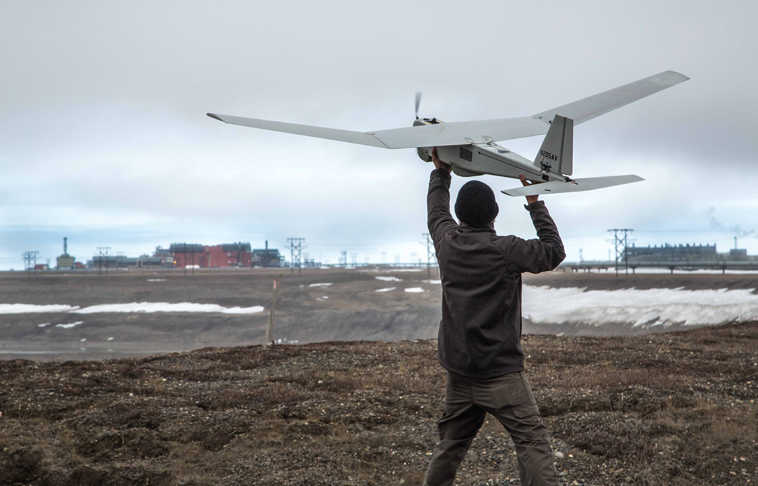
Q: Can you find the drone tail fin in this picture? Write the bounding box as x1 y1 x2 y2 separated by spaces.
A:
535 115 573 176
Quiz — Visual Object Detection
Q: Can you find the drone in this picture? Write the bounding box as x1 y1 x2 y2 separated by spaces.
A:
207 71 688 196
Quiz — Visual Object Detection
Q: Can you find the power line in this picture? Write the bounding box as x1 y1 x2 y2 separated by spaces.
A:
22 250 39 272
286 237 306 273
97 246 111 275
422 232 436 278
607 228 634 275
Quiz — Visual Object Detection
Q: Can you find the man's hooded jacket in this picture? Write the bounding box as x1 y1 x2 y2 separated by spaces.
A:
427 169 565 378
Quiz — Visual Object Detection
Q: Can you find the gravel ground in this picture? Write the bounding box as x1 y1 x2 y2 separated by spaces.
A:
1 322 756 485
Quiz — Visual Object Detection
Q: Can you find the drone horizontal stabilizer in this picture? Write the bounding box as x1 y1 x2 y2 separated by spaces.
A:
501 175 644 197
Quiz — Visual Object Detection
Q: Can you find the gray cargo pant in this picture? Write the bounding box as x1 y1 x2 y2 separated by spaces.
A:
423 371 559 486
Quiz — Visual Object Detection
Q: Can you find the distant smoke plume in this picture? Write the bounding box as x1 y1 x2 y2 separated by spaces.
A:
707 207 755 237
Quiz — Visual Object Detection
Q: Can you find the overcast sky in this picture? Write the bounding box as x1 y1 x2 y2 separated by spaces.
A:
1 0 757 268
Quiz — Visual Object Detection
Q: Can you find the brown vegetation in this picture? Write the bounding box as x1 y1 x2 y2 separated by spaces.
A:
1 322 756 485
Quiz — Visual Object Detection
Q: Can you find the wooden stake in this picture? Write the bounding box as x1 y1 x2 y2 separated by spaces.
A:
265 279 279 345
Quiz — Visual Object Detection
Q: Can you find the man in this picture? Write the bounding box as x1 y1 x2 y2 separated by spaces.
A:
423 148 565 486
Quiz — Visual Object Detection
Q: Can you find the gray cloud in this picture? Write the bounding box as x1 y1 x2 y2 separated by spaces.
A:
1 0 757 267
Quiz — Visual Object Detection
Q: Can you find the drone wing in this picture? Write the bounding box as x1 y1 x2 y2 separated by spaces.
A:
533 70 689 125
208 70 688 149
501 175 644 196
206 113 388 148
207 112 547 149
371 117 548 148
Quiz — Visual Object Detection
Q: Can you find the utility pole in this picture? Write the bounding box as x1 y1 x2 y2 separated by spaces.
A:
191 246 197 275
286 237 305 273
97 246 111 275
607 229 633 276
22 250 39 273
339 250 347 268
422 232 435 278
265 279 279 345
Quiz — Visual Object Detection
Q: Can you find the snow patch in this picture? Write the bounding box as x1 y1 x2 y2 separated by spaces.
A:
423 279 441 284
146 278 166 282
367 268 424 273
375 287 396 293
37 322 51 328
523 285 758 327
375 276 402 282
72 303 265 314
569 267 758 275
56 321 83 329
0 304 79 314
8 302 265 315
274 337 300 344
404 287 424 293
308 283 333 288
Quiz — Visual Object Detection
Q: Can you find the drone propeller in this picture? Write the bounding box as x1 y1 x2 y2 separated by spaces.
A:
414 91 422 119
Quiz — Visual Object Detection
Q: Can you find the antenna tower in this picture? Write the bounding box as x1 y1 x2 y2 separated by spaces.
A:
97 246 111 275
286 237 305 273
23 250 39 272
607 228 634 275
422 232 436 278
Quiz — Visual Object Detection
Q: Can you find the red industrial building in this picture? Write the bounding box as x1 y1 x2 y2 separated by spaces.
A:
169 242 252 268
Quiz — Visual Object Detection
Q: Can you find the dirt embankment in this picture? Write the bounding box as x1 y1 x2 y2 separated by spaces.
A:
1 322 756 485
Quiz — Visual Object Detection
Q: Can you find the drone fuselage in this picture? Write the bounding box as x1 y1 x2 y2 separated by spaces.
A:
439 143 559 181
413 118 560 182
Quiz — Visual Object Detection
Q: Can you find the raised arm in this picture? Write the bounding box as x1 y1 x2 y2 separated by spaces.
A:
505 200 566 273
427 148 457 245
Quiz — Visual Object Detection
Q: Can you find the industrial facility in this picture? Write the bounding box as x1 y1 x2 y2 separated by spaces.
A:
566 234 758 274
252 241 282 267
84 241 282 270
623 242 758 264
89 254 167 270
169 242 254 268
56 237 77 270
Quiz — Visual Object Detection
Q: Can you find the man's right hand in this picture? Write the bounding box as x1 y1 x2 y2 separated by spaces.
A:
432 148 451 173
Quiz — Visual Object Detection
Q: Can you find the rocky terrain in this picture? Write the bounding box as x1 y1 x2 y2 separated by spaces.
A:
1 321 756 485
